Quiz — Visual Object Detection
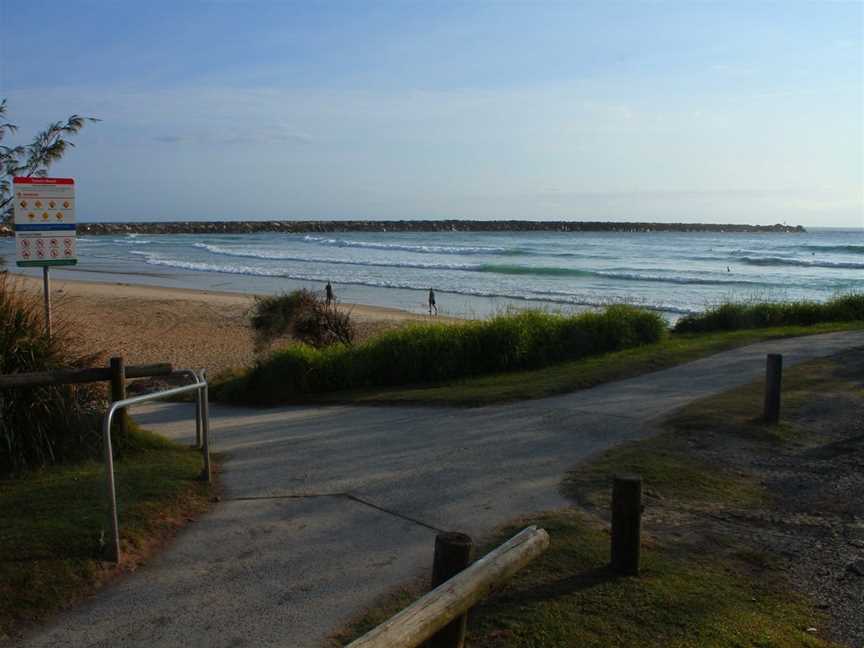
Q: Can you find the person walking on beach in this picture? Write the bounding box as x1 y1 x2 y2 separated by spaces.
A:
325 281 334 308
428 288 437 316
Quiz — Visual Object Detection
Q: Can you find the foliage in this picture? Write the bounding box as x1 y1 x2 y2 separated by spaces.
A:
673 293 864 333
0 98 98 224
228 305 666 404
249 289 355 351
0 276 105 476
306 321 859 407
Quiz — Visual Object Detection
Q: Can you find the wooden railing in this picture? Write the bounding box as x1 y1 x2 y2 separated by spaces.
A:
0 361 173 388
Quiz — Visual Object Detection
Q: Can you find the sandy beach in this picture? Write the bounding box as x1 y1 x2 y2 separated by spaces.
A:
7 274 450 378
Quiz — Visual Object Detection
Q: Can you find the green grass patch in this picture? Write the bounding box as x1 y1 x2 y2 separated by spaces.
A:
339 511 834 648
562 433 765 510
465 512 834 648
305 321 863 407
665 353 863 444
0 426 215 640
674 293 864 334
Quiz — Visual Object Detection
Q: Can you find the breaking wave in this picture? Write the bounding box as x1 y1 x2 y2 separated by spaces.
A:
128 250 697 314
737 256 864 270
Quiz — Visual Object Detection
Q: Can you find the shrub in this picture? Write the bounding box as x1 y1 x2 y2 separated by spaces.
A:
0 276 105 476
232 305 666 404
249 289 355 351
673 293 864 334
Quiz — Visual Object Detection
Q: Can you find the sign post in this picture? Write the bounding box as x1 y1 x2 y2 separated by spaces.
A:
13 177 77 337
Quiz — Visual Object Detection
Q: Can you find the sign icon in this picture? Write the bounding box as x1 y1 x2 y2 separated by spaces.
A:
49 201 55 208
27 212 35 220
63 201 70 208
56 212 64 220
41 212 49 220
19 200 26 208
35 200 42 208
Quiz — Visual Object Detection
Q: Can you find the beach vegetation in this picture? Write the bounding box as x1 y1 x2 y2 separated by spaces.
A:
249 289 355 351
223 305 665 404
0 98 99 225
0 275 106 476
314 320 863 406
673 293 864 333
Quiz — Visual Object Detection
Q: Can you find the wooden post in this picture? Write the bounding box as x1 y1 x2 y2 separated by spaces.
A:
763 353 783 425
348 526 548 648
611 474 642 576
428 532 475 648
109 356 127 440
42 266 52 338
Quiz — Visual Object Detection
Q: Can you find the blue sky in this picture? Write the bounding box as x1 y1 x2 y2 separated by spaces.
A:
1 1 861 226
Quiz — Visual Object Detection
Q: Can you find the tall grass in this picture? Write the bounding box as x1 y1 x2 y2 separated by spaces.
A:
227 305 666 404
674 293 864 334
0 276 105 476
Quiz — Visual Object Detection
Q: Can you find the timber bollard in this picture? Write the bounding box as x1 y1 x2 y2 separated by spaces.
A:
109 357 127 439
611 474 642 576
428 532 475 648
763 353 783 425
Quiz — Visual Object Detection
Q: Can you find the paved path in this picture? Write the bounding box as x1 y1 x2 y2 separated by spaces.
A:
14 331 864 648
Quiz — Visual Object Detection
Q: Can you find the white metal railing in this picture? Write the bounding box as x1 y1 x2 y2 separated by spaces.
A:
101 369 211 563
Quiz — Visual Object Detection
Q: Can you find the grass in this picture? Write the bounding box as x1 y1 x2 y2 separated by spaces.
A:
562 432 766 510
218 305 665 405
674 293 864 333
0 273 106 474
339 511 833 648
305 321 864 407
463 512 834 648
0 425 216 640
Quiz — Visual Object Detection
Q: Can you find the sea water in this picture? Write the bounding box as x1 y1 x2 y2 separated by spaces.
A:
1 228 861 320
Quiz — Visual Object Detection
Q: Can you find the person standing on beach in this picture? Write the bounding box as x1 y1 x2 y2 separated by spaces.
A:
428 288 437 316
325 281 334 307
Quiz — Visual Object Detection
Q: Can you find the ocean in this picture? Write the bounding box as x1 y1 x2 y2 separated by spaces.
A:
1 228 861 320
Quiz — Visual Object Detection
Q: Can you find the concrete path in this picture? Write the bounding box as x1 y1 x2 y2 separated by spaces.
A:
14 331 864 648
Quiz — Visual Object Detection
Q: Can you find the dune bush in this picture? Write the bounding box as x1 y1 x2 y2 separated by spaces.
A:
674 293 864 334
0 276 105 475
249 289 355 351
234 305 666 404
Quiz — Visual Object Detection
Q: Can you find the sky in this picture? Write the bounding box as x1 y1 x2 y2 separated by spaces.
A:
1 0 862 226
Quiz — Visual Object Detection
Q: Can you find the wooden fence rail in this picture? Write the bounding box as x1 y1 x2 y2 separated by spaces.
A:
346 526 549 648
0 362 173 388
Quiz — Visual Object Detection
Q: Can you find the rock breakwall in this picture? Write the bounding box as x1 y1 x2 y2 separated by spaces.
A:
1 220 806 237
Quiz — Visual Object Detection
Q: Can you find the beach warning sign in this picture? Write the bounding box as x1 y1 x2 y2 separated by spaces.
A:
13 177 77 267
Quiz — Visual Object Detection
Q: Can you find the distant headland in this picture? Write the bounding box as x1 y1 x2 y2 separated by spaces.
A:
0 220 806 236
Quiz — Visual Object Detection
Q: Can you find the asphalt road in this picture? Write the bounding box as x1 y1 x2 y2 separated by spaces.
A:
13 331 864 648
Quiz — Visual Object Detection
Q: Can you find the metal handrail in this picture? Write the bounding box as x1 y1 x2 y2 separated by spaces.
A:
101 368 211 563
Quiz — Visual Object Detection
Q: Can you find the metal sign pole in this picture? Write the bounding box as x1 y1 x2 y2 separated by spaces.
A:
42 265 52 338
